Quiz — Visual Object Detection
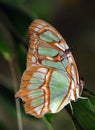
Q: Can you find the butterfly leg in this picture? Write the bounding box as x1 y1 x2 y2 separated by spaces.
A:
79 96 93 111
69 102 73 114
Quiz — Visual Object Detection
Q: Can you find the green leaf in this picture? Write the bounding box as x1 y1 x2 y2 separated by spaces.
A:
66 88 95 130
43 114 54 130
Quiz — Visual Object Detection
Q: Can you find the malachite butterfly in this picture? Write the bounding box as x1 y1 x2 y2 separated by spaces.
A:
15 19 84 118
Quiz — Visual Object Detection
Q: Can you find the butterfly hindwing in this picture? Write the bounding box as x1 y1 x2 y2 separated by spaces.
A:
16 65 70 117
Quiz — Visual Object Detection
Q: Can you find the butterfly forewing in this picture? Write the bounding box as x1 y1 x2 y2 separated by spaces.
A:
15 19 81 117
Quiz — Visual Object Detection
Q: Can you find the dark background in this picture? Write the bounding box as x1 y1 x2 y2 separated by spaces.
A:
0 0 95 130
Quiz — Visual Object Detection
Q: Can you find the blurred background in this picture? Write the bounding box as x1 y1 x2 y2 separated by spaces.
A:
0 0 95 130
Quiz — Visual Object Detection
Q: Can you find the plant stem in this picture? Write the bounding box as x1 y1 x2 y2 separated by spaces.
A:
9 58 23 130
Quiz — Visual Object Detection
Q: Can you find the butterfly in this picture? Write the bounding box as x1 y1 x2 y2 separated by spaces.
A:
15 19 84 118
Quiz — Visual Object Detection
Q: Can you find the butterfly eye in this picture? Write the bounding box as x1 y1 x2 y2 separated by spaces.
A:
39 31 59 42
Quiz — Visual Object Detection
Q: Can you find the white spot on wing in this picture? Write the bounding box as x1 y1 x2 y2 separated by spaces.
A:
55 42 69 51
32 56 36 63
34 28 39 32
55 43 65 51
37 25 43 29
34 39 38 44
38 68 48 73
42 85 46 89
